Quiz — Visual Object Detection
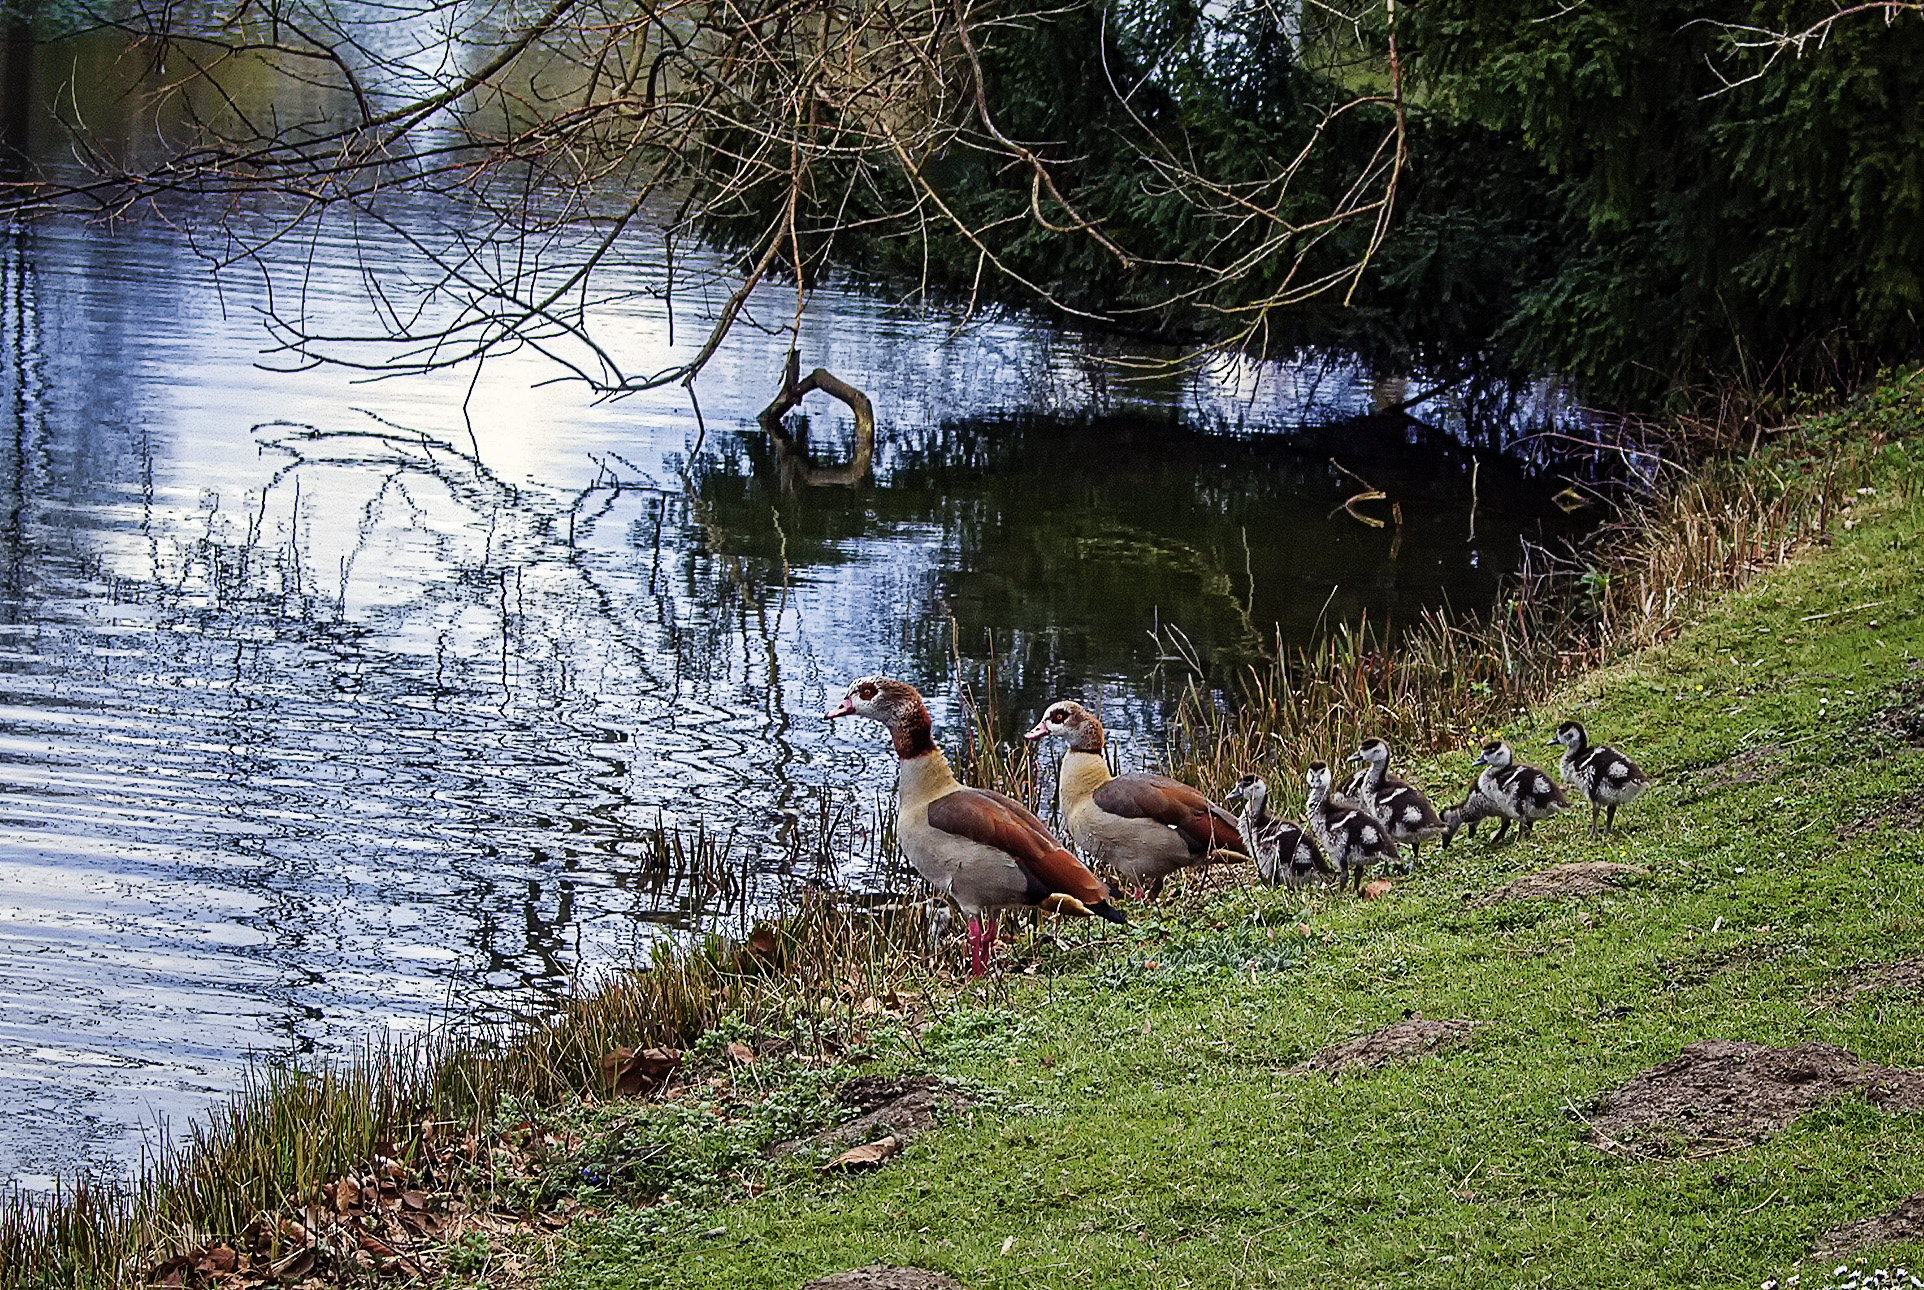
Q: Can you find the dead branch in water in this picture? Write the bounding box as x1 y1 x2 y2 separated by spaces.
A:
758 351 877 489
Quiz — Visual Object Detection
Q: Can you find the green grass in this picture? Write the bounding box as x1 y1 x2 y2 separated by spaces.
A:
559 440 1924 1287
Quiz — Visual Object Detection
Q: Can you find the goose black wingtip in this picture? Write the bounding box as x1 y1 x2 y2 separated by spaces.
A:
1091 900 1128 925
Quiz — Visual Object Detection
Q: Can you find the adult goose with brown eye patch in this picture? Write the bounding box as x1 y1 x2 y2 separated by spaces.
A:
1342 737 1445 863
1024 699 1248 900
1225 773 1334 887
826 677 1125 975
1304 762 1400 894
1469 739 1568 843
1549 721 1650 837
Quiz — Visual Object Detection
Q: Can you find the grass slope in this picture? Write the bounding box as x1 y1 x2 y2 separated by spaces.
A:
567 454 1924 1290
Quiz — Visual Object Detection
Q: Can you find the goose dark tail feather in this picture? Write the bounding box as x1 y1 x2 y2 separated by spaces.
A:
1090 900 1128 925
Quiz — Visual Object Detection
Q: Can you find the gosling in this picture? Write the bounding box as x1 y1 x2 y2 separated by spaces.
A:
1549 720 1650 837
1305 761 1401 893
1470 740 1568 843
1226 774 1335 887
1344 737 1445 862
1438 785 1505 849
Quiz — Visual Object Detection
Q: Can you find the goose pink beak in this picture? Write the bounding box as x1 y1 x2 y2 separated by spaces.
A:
1022 719 1050 741
825 696 857 721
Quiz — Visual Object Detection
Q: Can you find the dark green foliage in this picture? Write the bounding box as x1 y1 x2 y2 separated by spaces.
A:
1396 2 1924 406
702 1 1923 410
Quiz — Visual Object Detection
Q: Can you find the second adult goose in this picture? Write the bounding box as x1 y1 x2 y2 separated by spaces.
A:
1025 700 1247 899
1344 738 1445 861
1549 721 1651 837
827 677 1125 974
1305 761 1400 893
1225 773 1334 887
1470 740 1569 842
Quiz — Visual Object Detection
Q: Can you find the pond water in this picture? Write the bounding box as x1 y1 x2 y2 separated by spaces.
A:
0 136 1585 1188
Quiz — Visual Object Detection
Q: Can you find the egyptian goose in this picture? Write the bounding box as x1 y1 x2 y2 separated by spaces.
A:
1225 774 1334 887
1469 740 1568 842
1024 700 1246 900
1549 721 1650 837
1344 738 1445 861
1304 762 1400 893
825 677 1125 974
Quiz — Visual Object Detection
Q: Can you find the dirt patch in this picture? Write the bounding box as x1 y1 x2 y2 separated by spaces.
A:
1690 745 1786 790
1473 862 1646 907
1586 1040 1924 1152
803 1267 968 1290
1836 957 1924 998
1871 680 1924 746
1813 1190 1924 1257
1840 787 1924 840
1295 1019 1483 1075
770 1076 972 1157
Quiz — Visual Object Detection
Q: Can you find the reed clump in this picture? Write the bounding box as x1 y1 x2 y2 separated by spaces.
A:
1159 368 1922 791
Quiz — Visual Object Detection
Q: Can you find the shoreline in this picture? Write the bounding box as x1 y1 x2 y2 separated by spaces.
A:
5 371 1920 1288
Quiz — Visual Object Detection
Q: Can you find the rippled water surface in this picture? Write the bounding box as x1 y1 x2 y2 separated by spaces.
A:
0 207 1582 1185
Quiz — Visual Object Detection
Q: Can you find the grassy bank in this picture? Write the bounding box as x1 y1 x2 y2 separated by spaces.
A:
555 388 1924 1287
5 376 1920 1289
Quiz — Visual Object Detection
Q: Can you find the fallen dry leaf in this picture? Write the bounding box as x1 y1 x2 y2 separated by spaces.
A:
820 1136 901 1171
602 1046 682 1097
193 1245 239 1275
329 1176 362 1214
725 1041 756 1065
1361 879 1394 901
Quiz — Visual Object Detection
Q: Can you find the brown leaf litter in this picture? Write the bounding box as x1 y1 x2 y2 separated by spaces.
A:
1813 1190 1924 1257
146 1135 573 1289
802 1267 968 1290
1584 1040 1924 1154
1471 862 1646 907
1294 1019 1484 1075
771 1076 973 1159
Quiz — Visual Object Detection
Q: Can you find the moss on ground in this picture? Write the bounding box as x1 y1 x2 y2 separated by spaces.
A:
556 434 1924 1289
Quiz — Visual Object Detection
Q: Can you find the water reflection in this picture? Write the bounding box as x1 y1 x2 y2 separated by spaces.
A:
0 198 1582 1185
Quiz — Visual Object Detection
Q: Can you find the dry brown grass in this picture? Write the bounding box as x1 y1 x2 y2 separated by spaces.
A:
0 890 946 1290
1156 369 1920 794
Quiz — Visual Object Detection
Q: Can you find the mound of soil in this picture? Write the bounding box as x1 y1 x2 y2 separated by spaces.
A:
1587 1040 1924 1151
1296 1019 1483 1075
1813 1191 1924 1257
1472 862 1646 907
770 1076 971 1158
804 1267 968 1290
